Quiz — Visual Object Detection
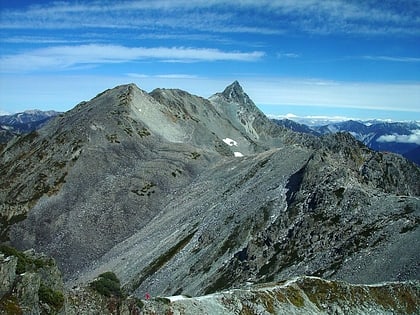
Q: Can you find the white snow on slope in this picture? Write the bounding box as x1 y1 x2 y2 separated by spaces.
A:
223 138 237 146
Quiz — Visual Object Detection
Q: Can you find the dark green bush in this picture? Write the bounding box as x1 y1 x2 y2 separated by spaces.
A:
90 272 123 298
38 283 64 311
0 244 49 274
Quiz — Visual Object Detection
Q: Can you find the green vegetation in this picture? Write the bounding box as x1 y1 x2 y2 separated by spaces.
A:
403 204 414 214
0 244 52 274
400 220 418 234
333 187 345 199
204 272 233 295
257 291 276 313
106 134 120 143
0 214 27 242
127 231 195 292
38 282 64 311
90 272 123 298
124 127 133 136
139 182 156 196
0 294 22 315
284 286 305 308
138 128 151 138
154 297 171 304
171 168 182 178
190 152 201 159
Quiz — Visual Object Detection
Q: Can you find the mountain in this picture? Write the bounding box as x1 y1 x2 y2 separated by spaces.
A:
274 118 420 165
404 146 420 165
273 118 320 136
0 110 60 143
1 82 419 313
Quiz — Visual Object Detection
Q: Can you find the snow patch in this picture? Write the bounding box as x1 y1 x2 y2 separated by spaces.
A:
234 152 244 157
223 138 237 146
167 295 189 302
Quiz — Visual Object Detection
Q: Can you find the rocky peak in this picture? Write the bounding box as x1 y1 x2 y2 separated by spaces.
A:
221 80 245 101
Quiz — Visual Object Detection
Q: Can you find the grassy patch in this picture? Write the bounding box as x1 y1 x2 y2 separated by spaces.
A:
0 294 22 315
138 128 151 138
38 282 64 311
284 286 305 308
204 271 234 295
0 245 52 274
127 231 195 292
106 134 120 143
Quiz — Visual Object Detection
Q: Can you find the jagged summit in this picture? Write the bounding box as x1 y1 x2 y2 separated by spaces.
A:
219 80 249 104
222 80 243 97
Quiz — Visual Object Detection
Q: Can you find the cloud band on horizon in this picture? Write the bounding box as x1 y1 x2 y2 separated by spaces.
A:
0 44 264 72
377 130 420 145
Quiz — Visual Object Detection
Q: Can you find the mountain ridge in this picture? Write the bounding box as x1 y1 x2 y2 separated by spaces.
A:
1 82 419 313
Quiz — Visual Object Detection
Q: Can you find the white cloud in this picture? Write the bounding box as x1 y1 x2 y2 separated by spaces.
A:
377 130 420 145
1 0 418 35
276 52 300 59
267 113 359 126
127 73 198 79
363 56 420 63
0 45 264 72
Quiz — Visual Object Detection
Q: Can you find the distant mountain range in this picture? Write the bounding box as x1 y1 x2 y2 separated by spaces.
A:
1 109 418 166
0 110 60 143
273 118 420 165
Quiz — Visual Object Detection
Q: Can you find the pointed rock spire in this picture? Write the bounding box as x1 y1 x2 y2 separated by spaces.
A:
221 80 246 103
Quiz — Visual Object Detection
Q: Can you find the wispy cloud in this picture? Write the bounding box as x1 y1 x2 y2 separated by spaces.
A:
1 0 419 36
362 56 420 63
1 36 91 45
276 52 300 59
0 45 264 72
127 73 198 79
377 130 420 145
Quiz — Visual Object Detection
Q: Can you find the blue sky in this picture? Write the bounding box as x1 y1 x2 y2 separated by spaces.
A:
0 0 419 121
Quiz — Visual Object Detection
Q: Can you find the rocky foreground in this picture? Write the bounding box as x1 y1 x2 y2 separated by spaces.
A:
1 249 419 314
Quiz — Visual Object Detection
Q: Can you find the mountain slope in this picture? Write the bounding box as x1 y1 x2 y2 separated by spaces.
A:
1 82 419 302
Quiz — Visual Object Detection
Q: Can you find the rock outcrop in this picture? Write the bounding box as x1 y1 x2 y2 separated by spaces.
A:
0 247 64 314
138 277 419 315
